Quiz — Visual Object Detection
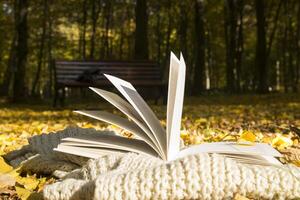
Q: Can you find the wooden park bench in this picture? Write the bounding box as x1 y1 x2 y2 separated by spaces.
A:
53 60 165 106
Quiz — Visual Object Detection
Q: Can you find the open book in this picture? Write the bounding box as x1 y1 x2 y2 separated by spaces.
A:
55 52 282 166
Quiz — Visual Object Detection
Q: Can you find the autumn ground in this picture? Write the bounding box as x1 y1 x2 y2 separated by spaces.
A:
0 94 300 199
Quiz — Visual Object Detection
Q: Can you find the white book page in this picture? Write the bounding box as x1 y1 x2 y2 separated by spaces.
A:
257 155 283 166
74 110 162 157
89 87 141 121
75 110 143 136
62 133 159 157
104 74 167 160
88 87 161 155
177 142 282 159
54 145 127 159
166 52 186 161
219 153 283 166
54 147 104 159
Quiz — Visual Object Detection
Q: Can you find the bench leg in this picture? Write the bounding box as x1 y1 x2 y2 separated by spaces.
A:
59 88 65 107
53 88 58 107
162 85 167 105
154 96 159 105
155 86 164 105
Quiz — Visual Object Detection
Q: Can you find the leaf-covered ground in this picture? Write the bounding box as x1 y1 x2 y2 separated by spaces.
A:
0 94 300 199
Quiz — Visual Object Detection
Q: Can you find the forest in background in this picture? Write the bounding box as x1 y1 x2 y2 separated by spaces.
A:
0 0 299 102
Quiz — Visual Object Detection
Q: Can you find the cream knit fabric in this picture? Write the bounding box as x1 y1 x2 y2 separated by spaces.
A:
4 127 300 200
43 153 300 200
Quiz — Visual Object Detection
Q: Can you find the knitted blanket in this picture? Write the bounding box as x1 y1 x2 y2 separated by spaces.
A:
4 127 300 200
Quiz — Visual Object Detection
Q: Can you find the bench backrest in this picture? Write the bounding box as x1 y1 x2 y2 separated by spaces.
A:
54 60 162 87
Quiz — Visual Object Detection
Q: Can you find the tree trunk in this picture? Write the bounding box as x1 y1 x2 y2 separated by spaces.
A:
134 0 148 60
47 1 53 97
255 0 268 93
118 2 126 60
125 6 132 59
0 34 16 96
104 0 111 58
206 26 213 89
12 0 28 101
235 0 244 92
192 0 206 94
224 0 230 90
31 0 48 96
224 0 238 93
282 1 288 93
295 1 300 92
287 1 295 93
119 18 124 59
81 0 88 60
266 0 282 59
155 3 161 64
109 3 114 58
179 1 188 58
163 0 172 79
90 0 101 59
1 0 18 96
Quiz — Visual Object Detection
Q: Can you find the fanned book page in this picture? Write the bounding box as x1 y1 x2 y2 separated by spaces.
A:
166 53 186 160
57 133 159 157
104 74 167 159
54 52 283 166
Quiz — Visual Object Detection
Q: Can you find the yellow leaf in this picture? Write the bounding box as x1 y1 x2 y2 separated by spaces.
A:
221 135 237 142
16 186 31 200
8 168 20 179
0 134 8 142
36 177 47 192
180 130 189 139
189 135 203 144
16 176 40 191
261 136 273 144
272 135 293 149
292 160 300 167
293 139 299 146
36 177 56 193
239 131 256 142
0 156 13 173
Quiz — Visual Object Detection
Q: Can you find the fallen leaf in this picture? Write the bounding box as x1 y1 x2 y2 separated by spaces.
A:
272 135 293 149
189 135 203 144
16 176 40 191
290 126 300 138
16 186 31 200
180 130 189 139
0 186 16 196
261 136 273 144
36 177 47 192
292 160 300 167
0 156 13 173
239 131 256 142
280 148 300 165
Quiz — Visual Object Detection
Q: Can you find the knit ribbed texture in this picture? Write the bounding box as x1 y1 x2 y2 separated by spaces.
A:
5 127 114 172
43 152 300 200
4 127 300 200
